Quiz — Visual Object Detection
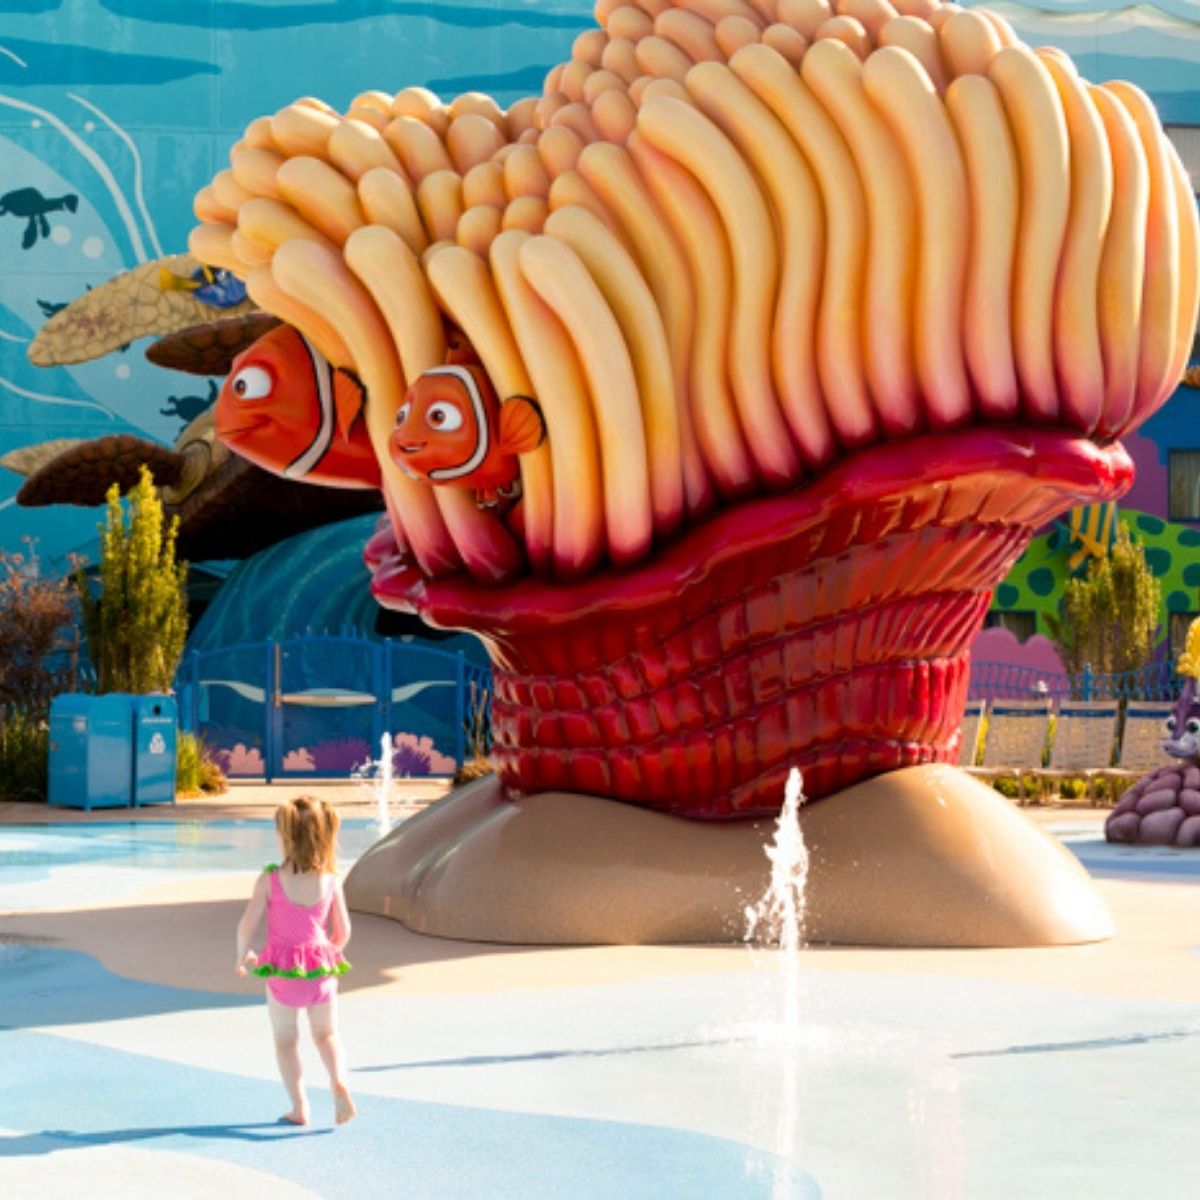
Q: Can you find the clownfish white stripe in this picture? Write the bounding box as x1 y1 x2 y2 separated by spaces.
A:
425 364 491 481
284 334 337 479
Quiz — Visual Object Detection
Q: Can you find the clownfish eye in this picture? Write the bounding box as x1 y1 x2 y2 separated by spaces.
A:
1187 718 1200 735
231 365 272 401
427 401 463 432
395 402 411 427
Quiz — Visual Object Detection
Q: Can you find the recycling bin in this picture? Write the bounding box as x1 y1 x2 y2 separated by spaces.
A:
48 693 133 810
133 694 177 807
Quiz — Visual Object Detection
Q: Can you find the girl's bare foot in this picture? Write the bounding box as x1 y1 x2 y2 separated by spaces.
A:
333 1084 356 1125
281 1108 309 1126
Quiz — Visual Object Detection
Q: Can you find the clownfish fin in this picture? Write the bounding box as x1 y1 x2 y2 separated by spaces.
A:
332 368 366 441
157 267 200 293
498 395 545 456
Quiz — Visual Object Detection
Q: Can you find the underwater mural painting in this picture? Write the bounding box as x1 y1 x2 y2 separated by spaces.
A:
0 0 597 566
5 2 1200 569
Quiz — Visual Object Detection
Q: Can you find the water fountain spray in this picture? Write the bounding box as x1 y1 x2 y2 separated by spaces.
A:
743 766 810 1193
744 768 810 963
351 732 395 833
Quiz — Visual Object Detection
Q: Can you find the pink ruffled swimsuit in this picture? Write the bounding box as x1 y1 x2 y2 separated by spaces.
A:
255 865 350 1008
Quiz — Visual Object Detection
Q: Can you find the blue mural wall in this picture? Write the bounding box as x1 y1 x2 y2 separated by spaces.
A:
0 0 594 572
2 0 1200 577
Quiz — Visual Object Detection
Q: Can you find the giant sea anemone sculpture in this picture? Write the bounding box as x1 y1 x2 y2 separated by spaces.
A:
189 0 1198 943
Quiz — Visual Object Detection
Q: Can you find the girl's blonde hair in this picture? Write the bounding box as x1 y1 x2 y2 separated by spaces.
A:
276 795 340 873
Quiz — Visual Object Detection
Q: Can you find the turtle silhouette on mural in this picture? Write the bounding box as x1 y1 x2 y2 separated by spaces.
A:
0 188 79 249
161 378 218 425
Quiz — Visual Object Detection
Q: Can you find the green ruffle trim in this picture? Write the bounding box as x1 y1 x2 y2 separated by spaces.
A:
253 961 351 980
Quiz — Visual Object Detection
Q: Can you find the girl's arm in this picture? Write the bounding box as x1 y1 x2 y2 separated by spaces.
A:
328 877 352 951
235 870 269 974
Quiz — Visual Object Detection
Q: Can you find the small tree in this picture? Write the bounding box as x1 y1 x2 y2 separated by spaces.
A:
0 541 79 800
0 541 78 712
75 466 189 693
1047 523 1162 685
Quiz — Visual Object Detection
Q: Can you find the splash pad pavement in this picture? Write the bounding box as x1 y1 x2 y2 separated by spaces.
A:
2 789 1199 1198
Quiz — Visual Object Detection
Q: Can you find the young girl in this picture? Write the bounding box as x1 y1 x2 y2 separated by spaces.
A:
236 795 356 1125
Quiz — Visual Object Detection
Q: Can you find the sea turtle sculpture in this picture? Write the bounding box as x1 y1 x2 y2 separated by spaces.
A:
9 255 379 560
2 409 381 562
185 0 1196 947
1106 618 1200 846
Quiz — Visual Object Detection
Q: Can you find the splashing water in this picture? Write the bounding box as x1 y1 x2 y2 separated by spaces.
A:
351 732 395 833
743 766 810 1198
744 767 810 1014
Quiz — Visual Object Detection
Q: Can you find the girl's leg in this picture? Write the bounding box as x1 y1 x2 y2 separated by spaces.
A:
309 997 356 1124
267 991 309 1124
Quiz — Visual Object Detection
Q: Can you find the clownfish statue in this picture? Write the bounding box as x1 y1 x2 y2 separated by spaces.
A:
215 326 380 489
388 364 545 506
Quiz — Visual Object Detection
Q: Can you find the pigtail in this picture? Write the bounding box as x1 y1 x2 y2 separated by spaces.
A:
276 795 341 873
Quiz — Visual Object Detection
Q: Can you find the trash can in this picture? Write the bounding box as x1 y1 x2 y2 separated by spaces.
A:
132 695 177 807
48 693 133 810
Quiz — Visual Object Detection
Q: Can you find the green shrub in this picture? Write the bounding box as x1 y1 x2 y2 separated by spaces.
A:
176 730 228 796
0 706 49 800
992 777 1020 799
75 466 188 695
452 756 495 787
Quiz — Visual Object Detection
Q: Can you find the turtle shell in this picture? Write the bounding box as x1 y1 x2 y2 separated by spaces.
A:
16 435 183 507
145 312 281 376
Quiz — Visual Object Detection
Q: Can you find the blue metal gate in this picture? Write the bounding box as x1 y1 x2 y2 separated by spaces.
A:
175 635 491 780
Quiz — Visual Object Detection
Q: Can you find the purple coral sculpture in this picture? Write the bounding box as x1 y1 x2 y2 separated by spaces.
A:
1106 624 1200 847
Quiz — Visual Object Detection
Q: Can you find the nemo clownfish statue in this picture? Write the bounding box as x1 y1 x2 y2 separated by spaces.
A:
215 325 380 489
388 364 545 506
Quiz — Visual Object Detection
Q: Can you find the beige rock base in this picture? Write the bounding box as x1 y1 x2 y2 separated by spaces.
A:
344 764 1113 947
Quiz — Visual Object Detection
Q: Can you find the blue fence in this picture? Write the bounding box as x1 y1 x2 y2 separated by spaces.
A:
174 634 492 781
968 659 1179 703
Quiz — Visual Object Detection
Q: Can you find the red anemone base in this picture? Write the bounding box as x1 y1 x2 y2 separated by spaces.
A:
373 429 1131 819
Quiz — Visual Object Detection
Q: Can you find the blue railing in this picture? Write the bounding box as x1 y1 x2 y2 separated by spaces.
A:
968 659 1179 703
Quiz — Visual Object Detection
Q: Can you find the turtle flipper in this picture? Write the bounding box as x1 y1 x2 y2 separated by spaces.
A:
27 253 258 367
144 312 281 376
13 435 185 507
0 439 87 478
